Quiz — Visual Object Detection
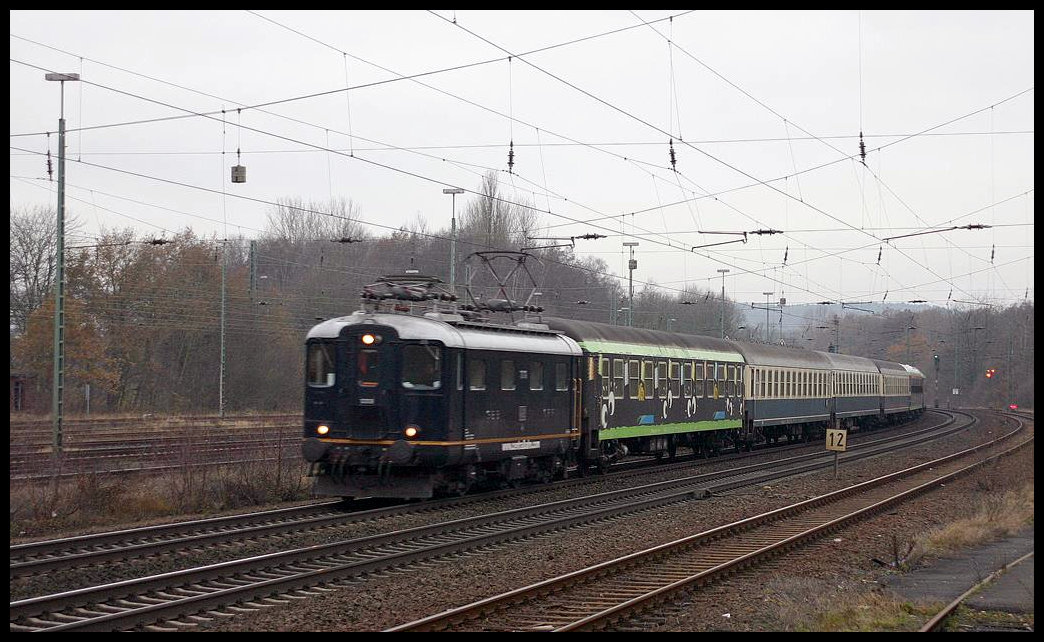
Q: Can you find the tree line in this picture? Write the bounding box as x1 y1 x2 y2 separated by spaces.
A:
10 171 1031 414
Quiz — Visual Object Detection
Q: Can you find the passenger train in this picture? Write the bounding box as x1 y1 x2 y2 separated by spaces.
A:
302 297 924 499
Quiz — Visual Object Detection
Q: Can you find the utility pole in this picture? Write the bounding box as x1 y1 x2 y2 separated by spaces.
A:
717 268 730 339
624 242 639 327
933 353 940 408
219 240 226 419
249 240 257 304
46 72 80 454
762 292 773 342
443 187 464 298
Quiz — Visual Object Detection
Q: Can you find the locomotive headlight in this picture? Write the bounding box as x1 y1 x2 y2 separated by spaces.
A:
404 425 420 439
361 333 378 345
317 424 330 435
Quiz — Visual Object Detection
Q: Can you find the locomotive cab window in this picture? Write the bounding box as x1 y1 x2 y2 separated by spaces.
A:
501 359 516 391
358 349 380 387
555 362 569 391
469 358 486 391
307 342 336 387
530 361 544 391
402 344 441 389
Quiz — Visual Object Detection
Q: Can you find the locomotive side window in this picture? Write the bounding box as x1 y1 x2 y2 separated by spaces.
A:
358 349 380 387
612 359 624 398
402 344 441 389
555 362 569 391
531 361 544 391
501 359 516 391
307 342 336 387
469 358 486 391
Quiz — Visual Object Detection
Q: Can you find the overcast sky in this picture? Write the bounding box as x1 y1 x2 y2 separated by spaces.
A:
10 10 1034 309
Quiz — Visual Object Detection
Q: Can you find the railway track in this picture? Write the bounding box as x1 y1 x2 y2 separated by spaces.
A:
389 412 1031 632
8 411 955 580
9 410 1001 631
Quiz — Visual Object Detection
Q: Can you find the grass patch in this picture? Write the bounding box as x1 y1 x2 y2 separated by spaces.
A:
808 592 937 632
909 480 1033 562
10 459 310 539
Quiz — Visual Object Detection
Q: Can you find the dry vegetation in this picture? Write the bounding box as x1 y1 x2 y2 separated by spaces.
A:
9 457 310 540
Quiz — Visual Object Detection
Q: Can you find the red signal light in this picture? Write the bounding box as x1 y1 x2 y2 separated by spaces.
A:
1009 403 1018 410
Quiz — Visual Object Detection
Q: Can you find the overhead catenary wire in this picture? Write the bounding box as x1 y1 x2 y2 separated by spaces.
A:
10 18 1031 308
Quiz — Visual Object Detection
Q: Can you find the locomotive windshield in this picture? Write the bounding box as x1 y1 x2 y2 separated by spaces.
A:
402 344 442 389
307 342 336 387
358 349 380 387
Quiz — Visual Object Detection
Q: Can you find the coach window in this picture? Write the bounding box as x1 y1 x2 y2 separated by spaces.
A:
717 363 726 397
598 358 609 395
628 360 640 399
555 362 569 391
682 362 692 397
641 361 654 399
726 365 735 397
402 344 442 389
655 361 668 398
468 358 486 391
760 369 767 399
611 359 624 398
695 361 705 398
307 342 336 387
669 361 681 398
530 361 544 391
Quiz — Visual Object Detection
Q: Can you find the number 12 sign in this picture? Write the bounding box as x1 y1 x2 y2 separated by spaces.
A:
826 428 847 452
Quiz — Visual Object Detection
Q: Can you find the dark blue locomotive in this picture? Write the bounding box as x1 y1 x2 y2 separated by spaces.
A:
302 291 925 499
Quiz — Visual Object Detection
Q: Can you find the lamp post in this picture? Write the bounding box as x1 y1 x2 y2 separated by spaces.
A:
717 268 730 339
46 71 79 454
624 242 639 327
442 187 464 298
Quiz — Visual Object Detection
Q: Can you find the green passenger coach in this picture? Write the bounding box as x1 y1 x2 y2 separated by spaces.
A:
542 318 746 466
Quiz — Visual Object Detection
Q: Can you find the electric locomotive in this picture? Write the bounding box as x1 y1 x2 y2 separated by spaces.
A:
302 309 582 498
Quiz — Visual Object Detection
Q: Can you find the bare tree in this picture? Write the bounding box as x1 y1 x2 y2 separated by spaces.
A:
263 196 364 242
9 204 82 335
460 171 540 250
